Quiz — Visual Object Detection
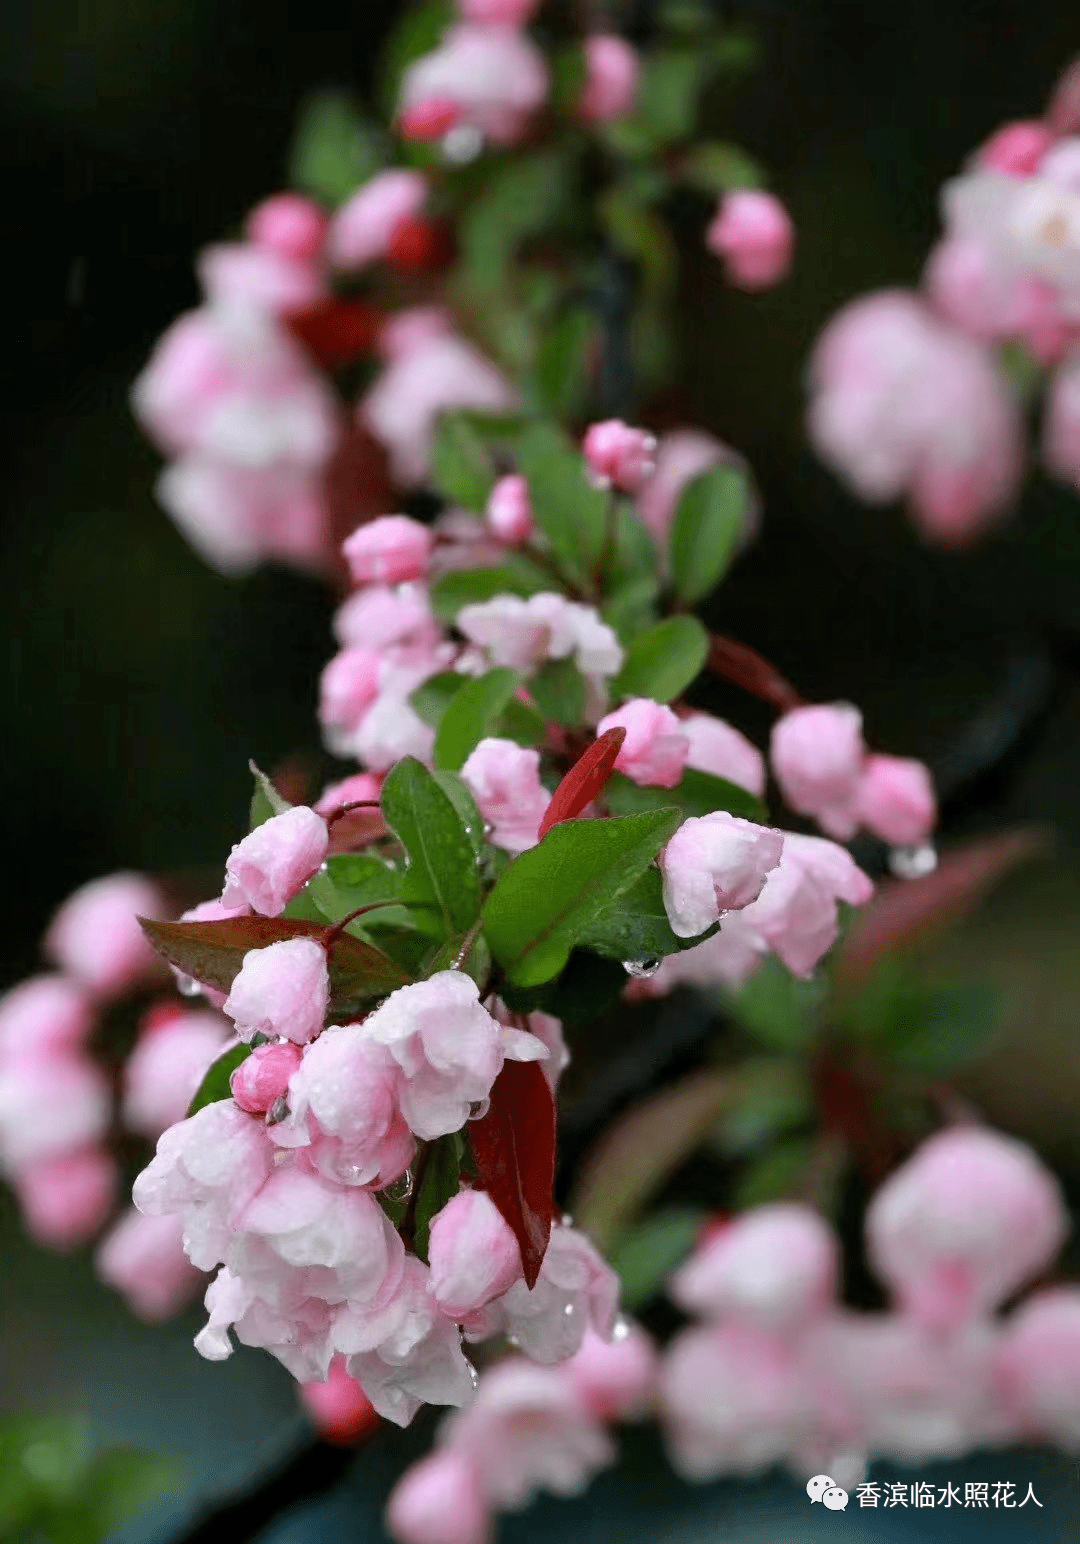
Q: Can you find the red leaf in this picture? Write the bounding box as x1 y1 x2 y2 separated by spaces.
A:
538 727 627 841
468 1059 555 1289
285 298 382 367
835 827 1046 985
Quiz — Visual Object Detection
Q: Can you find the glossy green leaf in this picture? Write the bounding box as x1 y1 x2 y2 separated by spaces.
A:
603 577 659 643
429 565 547 624
610 1207 707 1311
288 91 385 206
499 696 546 748
535 306 597 417
431 411 496 513
410 671 467 729
733 1137 814 1210
430 770 486 854
381 757 481 935
528 658 587 727
708 1058 815 1158
516 420 607 586
320 854 409 928
669 464 751 604
187 1042 252 1118
579 865 714 962
483 809 681 987
248 760 291 829
613 615 708 703
635 46 705 142
728 955 826 1051
413 1132 465 1262
458 151 567 302
681 140 764 194
434 669 522 771
604 768 768 824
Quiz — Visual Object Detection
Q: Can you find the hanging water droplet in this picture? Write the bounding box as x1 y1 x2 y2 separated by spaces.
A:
443 124 484 164
507 1334 521 1347
466 1360 479 1390
384 1168 414 1203
266 1095 290 1125
889 842 938 881
563 1302 575 1316
249 1031 270 1049
340 1163 366 1184
177 973 201 998
612 1316 630 1342
622 958 662 979
468 1100 488 1120
560 1213 573 1228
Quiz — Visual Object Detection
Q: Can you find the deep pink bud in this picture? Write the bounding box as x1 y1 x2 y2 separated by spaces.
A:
976 120 1057 176
223 938 330 1045
457 0 538 21
221 805 329 916
706 191 794 292
0 976 93 1060
246 194 328 262
582 419 657 492
400 99 463 142
230 1040 304 1113
15 1145 116 1250
597 699 689 788
770 703 865 840
428 1188 523 1317
578 35 640 124
386 1450 490 1544
485 474 534 544
44 872 165 1001
328 171 430 269
343 514 433 585
854 753 936 846
301 1356 381 1444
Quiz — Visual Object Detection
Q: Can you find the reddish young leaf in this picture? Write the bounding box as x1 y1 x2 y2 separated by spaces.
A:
139 915 410 1001
285 297 382 367
537 727 627 840
468 1059 556 1289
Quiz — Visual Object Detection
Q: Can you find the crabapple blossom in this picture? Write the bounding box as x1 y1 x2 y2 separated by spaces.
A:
597 699 689 788
865 1125 1068 1331
0 1054 111 1170
680 712 766 797
301 1357 381 1444
196 242 325 317
660 812 785 938
669 1205 838 1332
581 420 656 492
578 36 640 124
977 120 1057 176
155 456 331 576
428 1189 523 1320
360 972 548 1141
318 647 383 744
485 474 533 544
221 805 329 916
460 738 550 852
456 592 623 679
223 938 329 1045
328 172 430 270
0 975 93 1060
229 1040 304 1115
122 1009 232 1138
996 1288 1080 1447
399 24 549 149
95 1209 205 1322
457 0 538 21
637 429 731 543
13 1146 117 1251
386 1449 490 1544
314 770 383 818
706 191 794 292
246 193 328 262
333 581 442 652
343 515 433 586
522 1010 569 1092
563 1322 659 1423
854 753 937 847
770 703 865 839
44 872 165 1001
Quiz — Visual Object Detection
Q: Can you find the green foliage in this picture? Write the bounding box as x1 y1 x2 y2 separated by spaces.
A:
288 91 385 206
457 152 569 331
733 1137 814 1209
434 669 522 770
430 770 486 854
606 767 767 824
429 566 546 624
668 465 751 604
613 615 709 702
728 955 827 1051
838 961 1007 1076
580 866 713 962
681 141 764 194
535 306 598 416
483 810 681 987
187 1042 252 1118
528 658 587 727
431 412 497 513
378 0 454 115
609 1207 707 1311
413 1133 465 1261
248 760 291 829
708 1058 815 1158
516 421 608 587
381 757 482 936
410 671 467 729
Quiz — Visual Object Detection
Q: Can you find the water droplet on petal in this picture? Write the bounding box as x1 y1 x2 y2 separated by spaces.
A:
563 1302 575 1316
622 958 661 979
889 842 938 880
612 1316 630 1342
266 1095 289 1125
507 1334 520 1347
383 1168 414 1203
177 974 202 998
560 1213 573 1228
466 1360 479 1390
443 124 484 164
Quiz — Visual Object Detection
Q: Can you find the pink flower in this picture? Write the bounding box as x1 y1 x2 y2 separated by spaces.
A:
0 1054 111 1169
578 35 640 124
598 699 689 788
457 0 538 21
361 323 517 485
770 704 865 840
44 872 165 1001
95 1209 205 1321
1044 354 1080 487
635 429 757 546
460 738 551 852
680 713 766 797
465 1225 619 1364
386 1449 490 1544
582 420 656 492
563 1321 659 1422
428 1189 524 1318
706 191 794 292
247 193 328 262
197 243 325 316
155 456 330 577
13 1145 117 1251
807 290 1025 546
221 806 329 916
272 1025 414 1188
456 592 623 678
523 1010 569 1092
669 1205 838 1332
977 120 1057 176
230 1040 304 1115
318 648 383 744
328 172 430 270
0 976 93 1060
333 582 442 652
399 24 549 148
223 937 330 1045
660 812 785 938
865 1126 1067 1331
300 1356 381 1444
854 753 936 847
343 515 433 586
996 1288 1080 1447
314 771 383 818
360 973 548 1141
485 474 534 544
122 1010 232 1138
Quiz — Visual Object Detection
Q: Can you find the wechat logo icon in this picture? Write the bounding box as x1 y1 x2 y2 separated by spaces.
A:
807 1474 850 1511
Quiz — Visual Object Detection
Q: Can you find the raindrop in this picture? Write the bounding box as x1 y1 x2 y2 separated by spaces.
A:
340 1164 366 1184
466 1360 479 1390
622 958 661 979
266 1095 290 1125
249 1031 270 1049
384 1168 414 1203
560 1213 573 1228
468 1100 488 1120
443 124 484 164
563 1302 575 1316
612 1316 630 1342
889 842 938 881
177 974 201 998
507 1334 520 1347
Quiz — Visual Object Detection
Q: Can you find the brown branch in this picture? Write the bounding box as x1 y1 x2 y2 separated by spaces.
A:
706 632 809 714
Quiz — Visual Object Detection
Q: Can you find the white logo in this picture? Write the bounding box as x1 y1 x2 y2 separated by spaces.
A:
807 1474 850 1511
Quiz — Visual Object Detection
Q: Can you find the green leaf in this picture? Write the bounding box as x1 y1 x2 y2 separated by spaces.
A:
381 757 481 935
608 503 659 587
410 671 467 729
579 865 713 962
681 141 764 194
516 420 607 586
499 696 546 748
550 42 588 112
483 809 681 987
610 1207 707 1311
429 565 546 624
603 577 659 643
613 615 708 703
317 854 409 928
604 768 768 824
708 1058 814 1158
728 955 826 1051
430 770 486 854
431 411 496 513
187 1042 252 1118
535 306 597 417
84 1449 181 1537
528 658 587 727
669 464 751 604
596 188 677 387
288 91 386 206
434 669 522 771
839 962 1007 1077
733 1137 813 1210
500 949 627 1025
248 760 291 829
413 1132 465 1262
458 151 568 309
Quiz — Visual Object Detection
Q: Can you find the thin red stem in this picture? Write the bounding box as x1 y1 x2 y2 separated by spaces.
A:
706 632 809 714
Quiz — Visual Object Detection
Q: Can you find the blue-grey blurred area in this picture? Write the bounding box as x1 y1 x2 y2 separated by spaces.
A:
5 1 1080 1541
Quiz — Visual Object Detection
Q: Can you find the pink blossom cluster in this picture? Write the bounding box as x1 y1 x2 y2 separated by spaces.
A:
659 1126 1077 1485
807 63 1080 544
